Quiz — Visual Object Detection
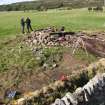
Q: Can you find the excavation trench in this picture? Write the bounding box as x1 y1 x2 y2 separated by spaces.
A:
12 58 105 105
2 28 105 104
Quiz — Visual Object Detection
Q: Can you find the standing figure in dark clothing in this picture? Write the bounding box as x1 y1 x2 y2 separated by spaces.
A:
21 18 25 34
60 26 65 32
26 17 33 33
59 26 65 37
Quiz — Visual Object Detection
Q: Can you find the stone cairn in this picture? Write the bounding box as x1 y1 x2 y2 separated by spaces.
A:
24 27 105 57
24 27 77 49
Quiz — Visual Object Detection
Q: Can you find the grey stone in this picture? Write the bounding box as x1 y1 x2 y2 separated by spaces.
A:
65 93 78 105
53 99 66 105
61 96 70 105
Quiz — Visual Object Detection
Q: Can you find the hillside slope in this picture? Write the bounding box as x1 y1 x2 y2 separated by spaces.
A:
0 0 103 11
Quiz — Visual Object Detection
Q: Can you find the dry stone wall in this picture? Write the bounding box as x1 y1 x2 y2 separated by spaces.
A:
51 73 105 105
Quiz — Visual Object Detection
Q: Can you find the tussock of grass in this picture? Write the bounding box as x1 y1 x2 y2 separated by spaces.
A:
74 49 97 64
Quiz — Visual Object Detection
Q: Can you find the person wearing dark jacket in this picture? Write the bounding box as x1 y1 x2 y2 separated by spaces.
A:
21 18 25 34
26 17 33 33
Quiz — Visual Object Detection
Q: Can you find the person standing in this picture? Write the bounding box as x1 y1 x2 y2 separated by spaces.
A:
26 17 33 33
21 17 25 34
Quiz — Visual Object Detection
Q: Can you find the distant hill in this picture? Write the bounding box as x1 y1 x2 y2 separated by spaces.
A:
0 0 104 11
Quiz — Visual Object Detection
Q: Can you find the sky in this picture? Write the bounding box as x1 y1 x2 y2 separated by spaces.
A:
0 0 34 5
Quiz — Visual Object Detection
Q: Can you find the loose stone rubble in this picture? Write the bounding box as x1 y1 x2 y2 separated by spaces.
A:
24 27 105 57
24 27 76 49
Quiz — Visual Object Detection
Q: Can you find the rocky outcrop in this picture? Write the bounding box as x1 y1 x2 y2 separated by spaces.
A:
52 73 105 105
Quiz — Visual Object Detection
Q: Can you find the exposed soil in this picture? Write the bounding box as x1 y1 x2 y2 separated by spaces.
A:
1 30 105 100
0 52 87 100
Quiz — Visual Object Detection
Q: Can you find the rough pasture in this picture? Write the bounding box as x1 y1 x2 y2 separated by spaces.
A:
0 8 105 37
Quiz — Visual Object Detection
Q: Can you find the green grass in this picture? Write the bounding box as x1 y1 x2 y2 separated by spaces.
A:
0 8 101 102
74 49 97 64
0 8 105 37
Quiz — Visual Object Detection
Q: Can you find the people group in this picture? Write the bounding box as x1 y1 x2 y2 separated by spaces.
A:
21 17 65 34
21 17 33 34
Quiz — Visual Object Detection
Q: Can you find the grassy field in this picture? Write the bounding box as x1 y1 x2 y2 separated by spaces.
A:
0 8 105 37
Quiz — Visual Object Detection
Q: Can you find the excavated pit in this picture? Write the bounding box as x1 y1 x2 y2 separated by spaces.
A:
1 28 105 104
12 58 105 105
